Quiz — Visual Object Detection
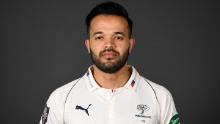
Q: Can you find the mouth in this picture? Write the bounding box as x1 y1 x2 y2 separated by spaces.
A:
101 51 118 59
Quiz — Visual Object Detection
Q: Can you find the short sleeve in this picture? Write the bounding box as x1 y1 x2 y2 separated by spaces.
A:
157 86 180 124
39 90 65 124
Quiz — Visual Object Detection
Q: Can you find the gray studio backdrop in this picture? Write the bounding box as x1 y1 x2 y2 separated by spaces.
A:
2 0 220 124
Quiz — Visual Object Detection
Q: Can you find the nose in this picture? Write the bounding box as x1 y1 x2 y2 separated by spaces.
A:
104 37 116 49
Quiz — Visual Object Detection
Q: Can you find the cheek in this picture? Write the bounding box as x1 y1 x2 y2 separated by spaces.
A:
117 43 130 54
90 44 102 55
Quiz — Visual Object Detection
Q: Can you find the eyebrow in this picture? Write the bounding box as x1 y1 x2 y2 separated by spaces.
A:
114 32 125 36
92 31 103 37
92 31 125 37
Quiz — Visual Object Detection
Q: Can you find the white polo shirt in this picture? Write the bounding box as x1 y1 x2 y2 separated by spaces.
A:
40 66 180 124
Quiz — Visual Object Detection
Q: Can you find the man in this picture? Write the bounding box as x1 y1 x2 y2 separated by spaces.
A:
40 1 180 124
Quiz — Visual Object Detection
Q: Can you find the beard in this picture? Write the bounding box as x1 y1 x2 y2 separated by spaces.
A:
89 47 129 74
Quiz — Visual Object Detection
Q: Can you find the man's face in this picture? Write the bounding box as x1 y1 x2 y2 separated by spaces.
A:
85 15 135 73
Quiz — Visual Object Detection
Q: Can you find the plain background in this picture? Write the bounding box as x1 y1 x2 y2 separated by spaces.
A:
2 0 220 123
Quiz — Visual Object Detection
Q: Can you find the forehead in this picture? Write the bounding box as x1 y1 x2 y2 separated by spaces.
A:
90 15 129 35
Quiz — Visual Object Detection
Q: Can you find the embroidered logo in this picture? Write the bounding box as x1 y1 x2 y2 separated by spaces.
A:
41 104 50 124
75 104 92 116
135 104 151 119
131 80 135 87
169 113 180 124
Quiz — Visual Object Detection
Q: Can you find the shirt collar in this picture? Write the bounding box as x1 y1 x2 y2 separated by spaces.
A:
85 65 140 92
123 66 140 91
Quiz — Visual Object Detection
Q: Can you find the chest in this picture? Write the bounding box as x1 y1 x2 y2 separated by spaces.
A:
64 89 160 124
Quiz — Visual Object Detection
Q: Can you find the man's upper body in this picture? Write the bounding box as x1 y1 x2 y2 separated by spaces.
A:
40 66 179 124
40 1 180 124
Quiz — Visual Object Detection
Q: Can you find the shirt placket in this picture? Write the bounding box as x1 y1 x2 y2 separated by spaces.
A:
107 90 116 124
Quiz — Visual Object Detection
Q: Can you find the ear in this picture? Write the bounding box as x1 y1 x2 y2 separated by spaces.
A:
85 39 90 53
129 38 135 53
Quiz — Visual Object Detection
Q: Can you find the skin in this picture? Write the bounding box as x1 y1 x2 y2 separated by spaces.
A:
85 15 135 90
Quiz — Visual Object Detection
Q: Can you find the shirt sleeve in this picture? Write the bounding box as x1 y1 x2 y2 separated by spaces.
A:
39 90 65 124
157 87 180 124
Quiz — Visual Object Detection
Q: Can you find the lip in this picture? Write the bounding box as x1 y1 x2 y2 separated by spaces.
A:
102 51 117 58
103 51 115 55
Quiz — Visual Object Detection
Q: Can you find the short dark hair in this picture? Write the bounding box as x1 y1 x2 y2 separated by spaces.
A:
85 1 133 38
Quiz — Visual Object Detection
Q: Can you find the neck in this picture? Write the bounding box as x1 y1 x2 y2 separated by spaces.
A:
92 64 132 89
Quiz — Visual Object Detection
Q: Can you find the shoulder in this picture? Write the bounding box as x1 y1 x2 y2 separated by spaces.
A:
141 77 174 102
47 78 82 105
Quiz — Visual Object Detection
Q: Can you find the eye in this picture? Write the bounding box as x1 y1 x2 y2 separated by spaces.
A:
95 36 103 40
115 36 124 40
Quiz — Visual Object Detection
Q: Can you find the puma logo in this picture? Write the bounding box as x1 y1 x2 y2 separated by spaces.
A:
75 104 92 116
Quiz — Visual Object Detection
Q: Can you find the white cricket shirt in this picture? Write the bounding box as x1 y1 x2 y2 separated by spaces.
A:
40 66 180 124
